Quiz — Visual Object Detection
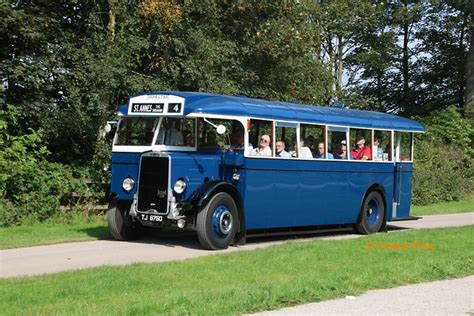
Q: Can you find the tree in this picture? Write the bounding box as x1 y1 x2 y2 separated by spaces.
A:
314 0 384 100
465 0 474 122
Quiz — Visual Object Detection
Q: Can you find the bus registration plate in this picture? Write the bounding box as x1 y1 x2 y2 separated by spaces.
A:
141 214 163 222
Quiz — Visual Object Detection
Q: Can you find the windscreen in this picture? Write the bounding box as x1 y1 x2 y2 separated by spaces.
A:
155 117 195 147
115 118 157 146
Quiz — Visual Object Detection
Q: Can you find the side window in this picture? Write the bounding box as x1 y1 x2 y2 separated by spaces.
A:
197 118 242 149
395 132 413 162
373 130 392 161
275 122 297 158
328 127 347 160
300 124 324 159
249 119 273 157
350 129 373 161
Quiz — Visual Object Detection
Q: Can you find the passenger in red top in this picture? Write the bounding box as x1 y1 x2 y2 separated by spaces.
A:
352 136 372 160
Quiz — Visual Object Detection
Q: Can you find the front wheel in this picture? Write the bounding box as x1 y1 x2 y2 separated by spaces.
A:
196 192 238 250
107 201 142 241
355 191 385 234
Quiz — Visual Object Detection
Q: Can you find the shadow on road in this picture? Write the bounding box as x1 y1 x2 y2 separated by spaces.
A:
78 222 414 251
76 226 112 240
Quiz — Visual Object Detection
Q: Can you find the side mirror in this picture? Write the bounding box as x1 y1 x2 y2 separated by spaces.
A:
104 123 112 134
204 118 226 134
216 125 226 135
104 121 117 134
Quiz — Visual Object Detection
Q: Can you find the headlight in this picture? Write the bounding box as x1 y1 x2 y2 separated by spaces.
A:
173 179 187 194
122 177 135 192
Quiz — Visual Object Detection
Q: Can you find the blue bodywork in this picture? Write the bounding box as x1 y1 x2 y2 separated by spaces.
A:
241 158 396 229
110 91 423 233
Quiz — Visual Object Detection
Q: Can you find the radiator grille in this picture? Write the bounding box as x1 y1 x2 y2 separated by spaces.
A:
137 156 169 214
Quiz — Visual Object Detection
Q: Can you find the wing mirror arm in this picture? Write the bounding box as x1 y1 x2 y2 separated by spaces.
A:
203 117 226 135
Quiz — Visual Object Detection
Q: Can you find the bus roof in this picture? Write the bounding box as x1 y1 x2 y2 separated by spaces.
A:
120 91 424 132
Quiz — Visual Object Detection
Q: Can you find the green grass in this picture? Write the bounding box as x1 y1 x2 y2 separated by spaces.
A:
411 195 474 216
1 226 472 315
0 215 109 249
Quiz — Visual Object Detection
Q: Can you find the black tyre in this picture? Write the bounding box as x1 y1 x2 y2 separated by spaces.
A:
355 190 385 234
107 201 142 241
196 192 239 250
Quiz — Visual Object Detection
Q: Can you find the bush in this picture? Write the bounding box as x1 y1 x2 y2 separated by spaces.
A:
417 105 474 157
411 105 474 205
0 106 104 227
412 138 473 205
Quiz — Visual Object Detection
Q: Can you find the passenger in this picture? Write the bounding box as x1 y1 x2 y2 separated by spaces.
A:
305 135 317 157
316 142 334 159
297 140 313 159
231 131 253 155
250 134 272 157
183 130 194 147
373 137 384 160
335 140 353 159
275 140 291 158
352 136 372 160
157 118 183 146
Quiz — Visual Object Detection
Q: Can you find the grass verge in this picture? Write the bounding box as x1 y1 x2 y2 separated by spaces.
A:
0 215 109 249
1 226 472 315
411 195 473 216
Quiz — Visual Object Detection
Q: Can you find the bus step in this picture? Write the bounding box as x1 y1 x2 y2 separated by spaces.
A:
390 216 422 222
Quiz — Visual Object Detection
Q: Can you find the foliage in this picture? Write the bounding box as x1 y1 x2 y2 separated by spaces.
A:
347 1 471 115
0 106 102 227
412 106 473 205
418 105 474 156
412 139 473 205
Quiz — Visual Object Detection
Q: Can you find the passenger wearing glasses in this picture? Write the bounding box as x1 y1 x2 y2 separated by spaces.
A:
352 136 372 160
335 140 353 159
250 134 272 157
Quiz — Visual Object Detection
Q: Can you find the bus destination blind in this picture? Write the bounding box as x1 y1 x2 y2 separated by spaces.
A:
131 103 165 114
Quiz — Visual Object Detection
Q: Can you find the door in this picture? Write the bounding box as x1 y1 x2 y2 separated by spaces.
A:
393 132 414 218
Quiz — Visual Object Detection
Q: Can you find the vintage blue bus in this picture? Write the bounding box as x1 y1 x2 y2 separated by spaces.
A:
106 92 423 249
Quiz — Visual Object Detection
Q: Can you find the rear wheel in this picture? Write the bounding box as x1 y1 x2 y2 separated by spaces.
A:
355 191 385 234
196 192 238 250
107 201 142 241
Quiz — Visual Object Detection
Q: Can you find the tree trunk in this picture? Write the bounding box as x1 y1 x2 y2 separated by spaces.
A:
458 7 468 109
336 34 343 97
402 17 410 113
465 3 474 123
327 36 336 97
106 0 116 42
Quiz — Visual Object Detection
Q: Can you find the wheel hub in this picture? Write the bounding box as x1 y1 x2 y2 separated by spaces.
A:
219 210 233 234
212 206 233 237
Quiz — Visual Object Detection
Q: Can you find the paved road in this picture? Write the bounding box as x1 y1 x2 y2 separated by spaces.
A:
251 275 474 316
1 212 472 278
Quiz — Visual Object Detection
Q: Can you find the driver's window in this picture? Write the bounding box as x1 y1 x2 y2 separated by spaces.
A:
197 118 243 150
